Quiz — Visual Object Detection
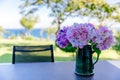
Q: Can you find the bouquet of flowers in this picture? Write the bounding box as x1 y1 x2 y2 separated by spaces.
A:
56 23 114 54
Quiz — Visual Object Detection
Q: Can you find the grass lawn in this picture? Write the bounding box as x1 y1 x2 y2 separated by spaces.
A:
0 39 119 63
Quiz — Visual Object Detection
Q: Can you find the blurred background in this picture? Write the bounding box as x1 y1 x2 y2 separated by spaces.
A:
0 0 120 63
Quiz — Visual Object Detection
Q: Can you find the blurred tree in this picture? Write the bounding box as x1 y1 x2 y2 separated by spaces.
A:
112 7 120 23
72 0 117 26
0 26 4 32
19 0 79 33
20 0 117 33
20 14 38 36
112 31 120 55
111 2 120 30
46 27 57 35
45 27 57 39
0 26 8 38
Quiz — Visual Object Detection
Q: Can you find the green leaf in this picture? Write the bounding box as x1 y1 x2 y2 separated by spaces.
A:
93 44 101 55
55 42 77 53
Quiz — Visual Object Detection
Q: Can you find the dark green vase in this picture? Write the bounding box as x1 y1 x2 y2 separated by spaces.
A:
75 45 99 76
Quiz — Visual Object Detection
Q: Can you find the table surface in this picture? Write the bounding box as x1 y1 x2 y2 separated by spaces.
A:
0 60 120 80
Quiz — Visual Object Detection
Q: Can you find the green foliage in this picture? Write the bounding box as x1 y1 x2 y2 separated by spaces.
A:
20 0 117 33
56 43 77 53
112 11 120 22
0 26 7 38
0 39 119 63
20 0 80 33
113 44 120 55
0 26 4 32
20 14 38 35
90 40 101 55
21 35 36 40
112 32 120 55
73 0 117 22
45 27 57 35
20 15 38 30
92 44 101 55
9 35 16 39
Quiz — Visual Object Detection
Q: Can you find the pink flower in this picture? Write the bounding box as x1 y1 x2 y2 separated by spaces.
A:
94 26 114 50
97 36 114 50
66 23 95 48
56 23 114 51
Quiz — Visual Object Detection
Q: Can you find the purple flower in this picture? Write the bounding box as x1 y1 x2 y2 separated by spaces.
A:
93 26 114 50
56 23 114 51
56 27 69 48
66 23 96 48
97 36 114 50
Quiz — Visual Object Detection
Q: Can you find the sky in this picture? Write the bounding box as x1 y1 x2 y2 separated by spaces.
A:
0 0 120 29
0 0 53 29
0 0 22 29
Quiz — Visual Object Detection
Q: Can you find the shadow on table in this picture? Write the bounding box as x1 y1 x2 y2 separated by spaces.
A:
75 75 94 80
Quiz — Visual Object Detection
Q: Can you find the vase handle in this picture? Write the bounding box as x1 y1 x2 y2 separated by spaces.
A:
93 53 100 65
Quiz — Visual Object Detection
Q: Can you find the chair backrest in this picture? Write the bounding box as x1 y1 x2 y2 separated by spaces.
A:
12 45 54 64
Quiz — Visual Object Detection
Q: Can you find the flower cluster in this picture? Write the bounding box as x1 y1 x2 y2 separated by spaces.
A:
56 27 69 48
93 26 114 50
56 23 114 52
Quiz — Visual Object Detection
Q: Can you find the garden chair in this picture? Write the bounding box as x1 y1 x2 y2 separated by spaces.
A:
12 45 54 64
